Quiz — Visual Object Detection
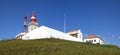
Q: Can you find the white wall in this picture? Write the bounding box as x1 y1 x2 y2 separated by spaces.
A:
22 26 83 42
84 38 104 44
28 22 38 32
77 30 83 42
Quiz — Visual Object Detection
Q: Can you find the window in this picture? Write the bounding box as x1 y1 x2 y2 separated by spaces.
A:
70 33 77 38
91 40 93 42
86 40 88 42
89 40 91 42
94 40 96 42
88 40 93 42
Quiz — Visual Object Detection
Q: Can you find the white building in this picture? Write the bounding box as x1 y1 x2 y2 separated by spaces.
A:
66 30 83 42
84 35 104 44
22 25 82 42
15 32 26 39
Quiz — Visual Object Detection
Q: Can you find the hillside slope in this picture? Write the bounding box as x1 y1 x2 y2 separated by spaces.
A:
0 38 120 55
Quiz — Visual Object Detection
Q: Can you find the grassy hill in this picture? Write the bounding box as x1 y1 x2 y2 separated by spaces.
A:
0 38 120 55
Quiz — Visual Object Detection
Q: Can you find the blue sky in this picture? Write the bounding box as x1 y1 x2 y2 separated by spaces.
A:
0 0 120 47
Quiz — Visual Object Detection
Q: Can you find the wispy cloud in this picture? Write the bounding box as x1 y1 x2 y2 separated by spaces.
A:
83 33 88 38
118 36 120 40
105 33 116 44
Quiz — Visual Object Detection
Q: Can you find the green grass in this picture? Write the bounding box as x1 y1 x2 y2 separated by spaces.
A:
0 38 120 55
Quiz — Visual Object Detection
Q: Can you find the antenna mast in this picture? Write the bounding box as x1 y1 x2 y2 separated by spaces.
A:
24 16 27 32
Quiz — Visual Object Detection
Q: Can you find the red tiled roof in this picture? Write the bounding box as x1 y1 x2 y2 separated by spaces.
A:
85 35 99 39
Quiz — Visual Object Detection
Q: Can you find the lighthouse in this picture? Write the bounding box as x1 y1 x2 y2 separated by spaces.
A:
16 12 84 42
28 12 39 32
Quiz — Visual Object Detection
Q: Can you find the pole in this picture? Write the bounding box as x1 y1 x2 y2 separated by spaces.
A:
64 13 66 33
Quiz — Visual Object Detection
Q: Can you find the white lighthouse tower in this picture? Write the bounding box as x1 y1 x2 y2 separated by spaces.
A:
28 12 39 32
